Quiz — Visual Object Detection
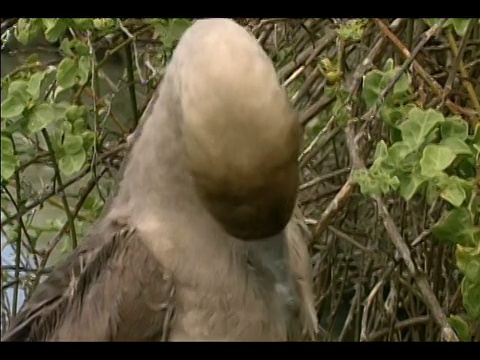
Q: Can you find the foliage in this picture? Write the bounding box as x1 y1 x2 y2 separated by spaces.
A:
351 21 479 339
1 17 479 341
1 17 192 328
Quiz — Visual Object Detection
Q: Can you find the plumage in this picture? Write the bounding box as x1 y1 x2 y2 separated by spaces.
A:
2 18 318 342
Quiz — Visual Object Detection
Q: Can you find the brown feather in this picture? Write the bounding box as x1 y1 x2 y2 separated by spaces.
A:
2 219 175 341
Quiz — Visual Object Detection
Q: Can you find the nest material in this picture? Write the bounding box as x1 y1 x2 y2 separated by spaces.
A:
244 18 478 342
2 18 479 342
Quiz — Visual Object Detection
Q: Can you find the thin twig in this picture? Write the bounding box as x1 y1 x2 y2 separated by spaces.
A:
41 129 77 249
1 143 127 228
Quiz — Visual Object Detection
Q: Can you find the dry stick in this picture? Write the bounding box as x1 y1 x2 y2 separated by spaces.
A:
292 67 321 106
363 18 449 122
347 19 405 99
278 29 336 82
446 23 480 118
1 265 52 274
361 261 397 341
343 124 459 342
256 24 273 48
1 143 127 227
299 116 336 163
444 20 477 103
299 126 340 168
300 97 336 127
374 18 478 124
3 141 44 252
12 165 23 316
339 282 362 341
309 17 459 340
299 167 351 191
328 225 377 254
41 129 77 250
374 197 458 341
349 63 457 339
369 316 430 341
0 18 17 35
308 20 405 243
31 169 107 291
1 185 36 255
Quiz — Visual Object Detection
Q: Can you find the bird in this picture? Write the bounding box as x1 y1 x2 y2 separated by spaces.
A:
1 18 318 342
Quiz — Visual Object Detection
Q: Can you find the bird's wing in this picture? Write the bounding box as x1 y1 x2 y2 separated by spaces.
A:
2 218 176 342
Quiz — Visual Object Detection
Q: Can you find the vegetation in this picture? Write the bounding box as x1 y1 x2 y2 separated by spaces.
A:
1 18 479 341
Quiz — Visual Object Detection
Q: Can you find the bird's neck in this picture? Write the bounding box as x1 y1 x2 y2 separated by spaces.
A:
111 74 191 215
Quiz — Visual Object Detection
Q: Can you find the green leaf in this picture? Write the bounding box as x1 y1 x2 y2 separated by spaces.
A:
3 80 31 118
425 178 440 205
56 58 78 89
14 18 42 45
63 134 84 155
331 98 349 126
423 19 470 37
432 171 450 189
449 315 471 342
1 154 17 181
456 158 477 180
77 56 91 85
70 39 90 56
399 168 426 201
59 38 74 57
336 19 368 42
440 137 472 156
423 18 444 27
392 72 411 96
379 106 406 128
374 140 389 161
51 102 69 123
27 71 46 100
462 279 480 320
352 169 379 196
15 18 31 45
82 193 105 219
62 121 72 134
420 144 456 176
72 18 95 31
383 58 394 72
441 116 468 140
441 176 467 207
369 141 388 174
3 116 29 134
43 18 68 43
1 136 14 155
456 245 480 284
432 208 476 247
81 131 95 150
385 141 413 169
41 18 55 29
399 107 444 151
65 105 87 122
161 18 191 48
93 18 117 31
470 124 480 155
1 94 26 119
73 117 86 134
27 102 56 133
59 149 87 176
451 19 471 36
1 136 18 180
362 70 383 108
7 79 30 101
